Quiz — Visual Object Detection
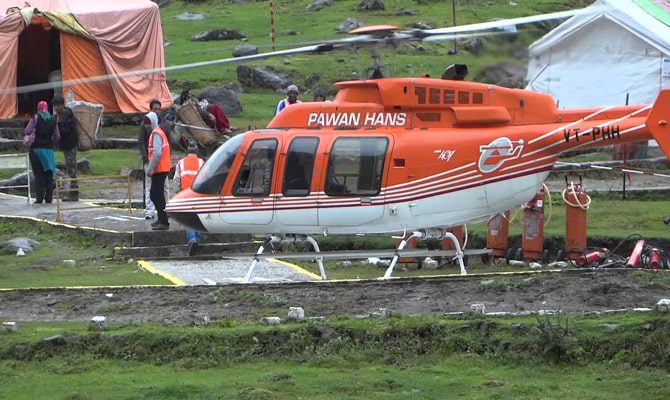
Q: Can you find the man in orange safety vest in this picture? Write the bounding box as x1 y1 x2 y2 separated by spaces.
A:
146 111 172 231
174 141 205 255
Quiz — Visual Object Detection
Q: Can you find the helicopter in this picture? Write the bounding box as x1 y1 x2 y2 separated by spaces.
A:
165 6 670 260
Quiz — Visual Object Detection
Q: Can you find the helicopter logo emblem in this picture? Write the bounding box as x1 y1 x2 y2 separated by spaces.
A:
478 137 525 173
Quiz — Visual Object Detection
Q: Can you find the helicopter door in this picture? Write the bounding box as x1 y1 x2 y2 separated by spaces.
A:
222 138 278 225
319 137 390 227
276 137 320 226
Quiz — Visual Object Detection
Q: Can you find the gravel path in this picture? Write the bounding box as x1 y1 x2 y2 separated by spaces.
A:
147 258 317 285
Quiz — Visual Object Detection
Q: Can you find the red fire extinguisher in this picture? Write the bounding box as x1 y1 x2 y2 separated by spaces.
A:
521 188 545 262
647 248 663 269
563 180 591 261
486 211 509 259
576 249 607 267
626 240 646 268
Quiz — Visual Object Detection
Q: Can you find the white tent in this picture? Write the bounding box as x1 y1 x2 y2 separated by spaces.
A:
526 0 670 108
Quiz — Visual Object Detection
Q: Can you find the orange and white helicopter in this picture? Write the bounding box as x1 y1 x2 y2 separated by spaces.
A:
161 7 670 279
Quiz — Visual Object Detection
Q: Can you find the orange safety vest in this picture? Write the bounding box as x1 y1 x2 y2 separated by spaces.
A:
177 154 205 191
148 127 171 174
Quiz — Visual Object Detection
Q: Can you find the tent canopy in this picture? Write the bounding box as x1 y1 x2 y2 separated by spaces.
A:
0 0 172 118
527 0 670 108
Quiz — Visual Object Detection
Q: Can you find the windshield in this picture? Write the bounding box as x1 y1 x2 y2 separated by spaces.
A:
191 133 246 194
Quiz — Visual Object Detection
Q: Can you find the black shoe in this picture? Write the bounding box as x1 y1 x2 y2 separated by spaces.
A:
188 241 199 256
151 223 170 231
150 220 161 227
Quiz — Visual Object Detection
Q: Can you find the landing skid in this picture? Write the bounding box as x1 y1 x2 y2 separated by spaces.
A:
241 232 486 283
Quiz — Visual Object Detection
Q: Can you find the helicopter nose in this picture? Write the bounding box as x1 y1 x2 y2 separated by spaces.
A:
169 211 208 232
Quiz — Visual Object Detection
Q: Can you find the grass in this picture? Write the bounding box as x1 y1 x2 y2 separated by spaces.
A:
1 312 669 399
0 219 171 288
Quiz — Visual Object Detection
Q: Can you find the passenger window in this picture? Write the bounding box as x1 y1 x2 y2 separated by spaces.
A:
325 137 388 197
458 91 470 104
415 87 426 104
233 139 277 197
444 89 455 104
473 92 484 104
283 137 319 197
429 88 441 104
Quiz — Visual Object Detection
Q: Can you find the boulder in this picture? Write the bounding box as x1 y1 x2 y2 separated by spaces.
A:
192 29 245 42
232 44 259 57
336 17 365 33
220 82 243 94
307 0 333 12
474 62 527 88
168 79 197 90
0 170 30 188
395 8 416 16
175 12 208 21
55 158 91 173
462 37 483 56
359 0 385 11
282 29 297 36
411 21 434 30
200 86 243 117
236 65 292 90
1 237 39 254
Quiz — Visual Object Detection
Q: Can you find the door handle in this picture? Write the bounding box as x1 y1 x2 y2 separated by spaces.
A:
361 197 372 205
251 197 263 204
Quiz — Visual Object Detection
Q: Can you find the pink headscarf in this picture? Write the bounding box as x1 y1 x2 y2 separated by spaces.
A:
37 101 49 113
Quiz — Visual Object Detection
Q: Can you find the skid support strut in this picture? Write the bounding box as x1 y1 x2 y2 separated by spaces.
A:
383 231 422 279
382 230 467 279
244 235 327 282
244 236 279 283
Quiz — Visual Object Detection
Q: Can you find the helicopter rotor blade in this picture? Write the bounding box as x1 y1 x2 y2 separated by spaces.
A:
416 6 603 38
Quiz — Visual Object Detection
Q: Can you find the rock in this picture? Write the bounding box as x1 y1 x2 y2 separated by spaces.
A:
200 85 243 117
163 42 172 48
395 8 416 16
2 321 17 332
282 29 297 36
641 323 654 331
90 315 107 331
308 316 326 322
175 12 208 21
152 0 169 7
411 21 434 30
287 307 305 321
306 0 333 12
337 261 352 268
423 257 439 270
262 316 281 325
236 65 293 90
232 44 258 57
11 344 27 357
56 158 91 173
62 260 76 267
599 323 620 331
656 298 670 312
222 81 244 94
522 277 535 284
462 37 483 56
480 279 495 286
410 389 424 395
633 307 652 312
282 59 291 65
474 62 527 88
336 18 365 33
47 299 57 306
1 237 39 254
42 335 65 346
359 0 385 11
529 262 543 269
470 303 485 314
483 380 505 388
192 29 245 42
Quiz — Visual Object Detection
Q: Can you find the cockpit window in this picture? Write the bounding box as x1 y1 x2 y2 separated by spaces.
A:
191 133 246 195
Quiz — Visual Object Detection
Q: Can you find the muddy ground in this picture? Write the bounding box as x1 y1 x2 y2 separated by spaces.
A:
1 269 668 324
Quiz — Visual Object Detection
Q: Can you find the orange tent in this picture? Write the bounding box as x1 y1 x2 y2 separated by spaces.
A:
0 1 172 118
